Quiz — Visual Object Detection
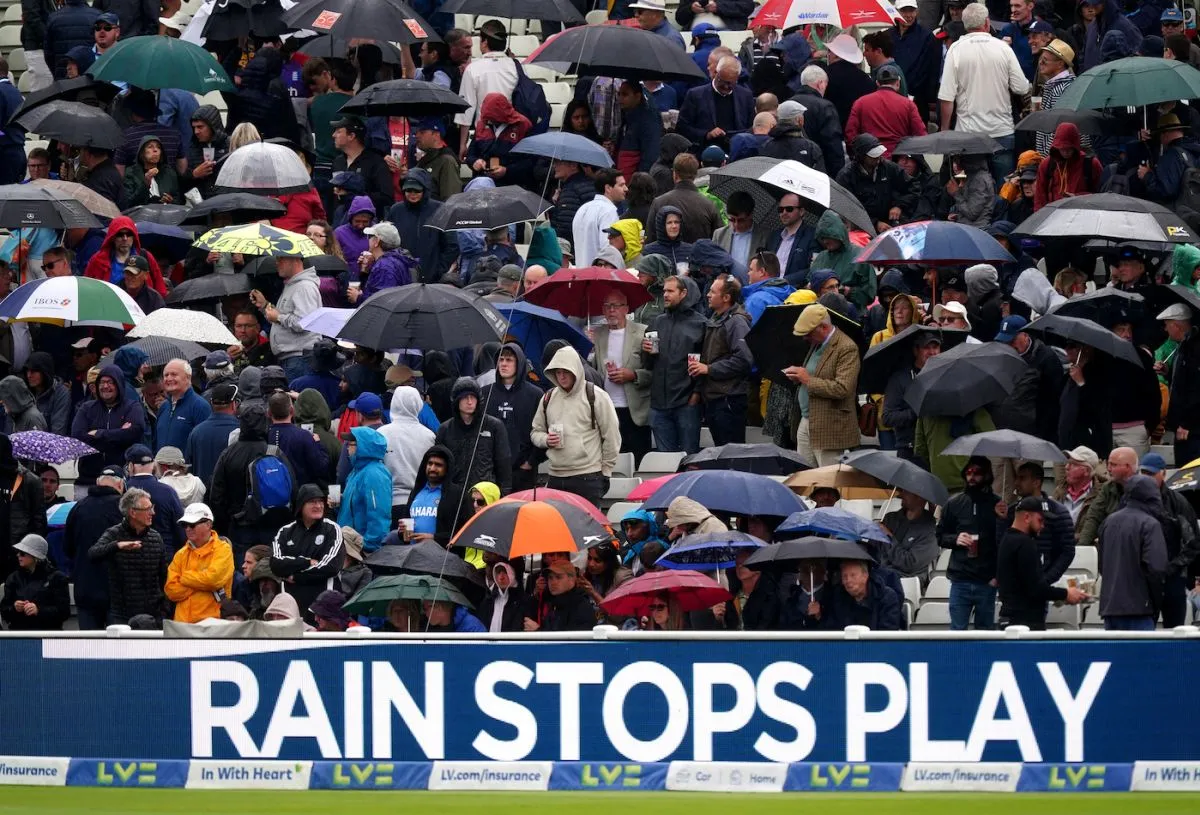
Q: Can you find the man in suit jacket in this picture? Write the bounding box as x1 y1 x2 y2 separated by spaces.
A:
764 192 817 286
591 289 653 467
676 55 755 152
783 304 862 467
712 191 772 280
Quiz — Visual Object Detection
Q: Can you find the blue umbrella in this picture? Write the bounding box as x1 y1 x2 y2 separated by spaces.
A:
495 301 593 360
134 221 195 264
854 220 1015 266
776 507 892 546
47 501 75 528
642 470 809 518
656 531 767 570
510 132 614 168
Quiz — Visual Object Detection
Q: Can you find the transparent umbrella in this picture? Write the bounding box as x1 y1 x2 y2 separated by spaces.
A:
213 142 312 196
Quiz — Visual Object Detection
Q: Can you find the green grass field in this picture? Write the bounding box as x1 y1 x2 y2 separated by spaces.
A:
2 789 1199 814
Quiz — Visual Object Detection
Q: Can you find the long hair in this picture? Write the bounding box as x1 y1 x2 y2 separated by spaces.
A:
228 122 262 152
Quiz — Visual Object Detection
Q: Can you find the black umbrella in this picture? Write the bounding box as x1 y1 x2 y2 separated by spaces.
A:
942 429 1067 462
340 79 469 118
1161 283 1200 316
203 0 291 39
178 193 287 227
708 156 876 235
283 0 439 45
528 24 706 82
363 539 486 605
1013 193 1194 244
123 203 193 227
1049 287 1145 328
166 271 253 304
425 187 553 231
840 449 949 507
101 336 209 367
0 184 100 230
1024 313 1141 365
298 35 406 64
680 443 810 475
14 100 124 149
904 341 1028 417
745 536 875 570
338 283 508 351
243 253 346 277
893 131 1002 156
441 0 583 21
1014 108 1115 136
858 325 970 393
746 302 863 386
8 76 120 123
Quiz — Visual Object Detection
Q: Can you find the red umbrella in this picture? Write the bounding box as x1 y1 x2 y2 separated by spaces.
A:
628 473 678 502
502 487 609 526
600 569 733 616
522 266 652 318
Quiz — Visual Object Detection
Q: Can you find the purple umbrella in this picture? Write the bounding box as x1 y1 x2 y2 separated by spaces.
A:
10 431 98 464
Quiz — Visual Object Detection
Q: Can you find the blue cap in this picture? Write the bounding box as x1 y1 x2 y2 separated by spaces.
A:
1162 6 1185 22
411 117 445 134
96 11 120 25
1028 19 1055 35
700 144 726 165
124 444 154 464
1139 452 1168 474
691 22 718 38
349 392 383 415
994 315 1028 343
204 350 232 368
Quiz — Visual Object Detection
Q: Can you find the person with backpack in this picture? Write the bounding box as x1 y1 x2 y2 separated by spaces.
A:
265 391 329 490
1134 113 1200 209
455 20 520 161
1033 123 1103 211
270 484 344 621
531 346 622 507
338 427 393 554
210 403 295 559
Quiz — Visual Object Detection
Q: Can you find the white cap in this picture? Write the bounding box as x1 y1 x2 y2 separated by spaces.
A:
180 503 215 524
828 34 864 64
1158 303 1192 321
865 144 887 158
933 301 971 327
895 0 919 8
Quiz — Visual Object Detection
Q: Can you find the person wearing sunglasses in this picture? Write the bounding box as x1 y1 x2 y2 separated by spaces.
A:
764 193 817 286
523 558 597 632
641 591 683 630
166 502 236 624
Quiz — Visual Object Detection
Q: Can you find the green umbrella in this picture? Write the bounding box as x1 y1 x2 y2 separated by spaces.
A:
344 574 473 617
1056 57 1200 111
87 35 235 93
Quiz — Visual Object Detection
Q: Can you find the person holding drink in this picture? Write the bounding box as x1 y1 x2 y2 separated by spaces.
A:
997 496 1088 630
936 456 1003 630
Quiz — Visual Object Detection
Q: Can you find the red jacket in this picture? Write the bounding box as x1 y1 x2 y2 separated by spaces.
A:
845 88 927 158
1034 123 1103 211
272 188 327 233
83 216 168 296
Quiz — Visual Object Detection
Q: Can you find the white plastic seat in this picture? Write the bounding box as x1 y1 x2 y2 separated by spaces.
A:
1045 604 1081 630
899 576 922 606
607 501 640 524
7 44 24 70
0 26 22 49
717 31 750 52
613 452 636 478
638 450 685 475
549 103 566 128
508 35 540 57
1067 545 1098 578
838 498 874 521
911 602 951 629
602 477 641 502
932 548 951 575
585 9 608 24
2 6 20 23
542 82 573 105
924 575 952 600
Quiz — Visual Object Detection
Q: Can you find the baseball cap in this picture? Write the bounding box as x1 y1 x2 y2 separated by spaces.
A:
1015 496 1048 514
691 21 718 38
792 304 829 337
179 503 215 524
1019 167 1039 182
349 392 383 415
209 382 239 406
498 264 523 283
1157 303 1192 321
411 117 444 134
700 145 726 165
96 11 120 25
1028 19 1055 35
933 301 971 326
994 315 1029 342
1116 245 1146 262
124 444 154 464
402 175 426 191
126 255 150 274
941 272 967 291
363 221 402 249
1139 452 1168 474
877 64 902 84
1064 445 1100 471
204 350 232 369
1162 6 1186 22
777 99 806 124
331 170 358 188
330 115 366 135
895 0 918 8
99 465 126 480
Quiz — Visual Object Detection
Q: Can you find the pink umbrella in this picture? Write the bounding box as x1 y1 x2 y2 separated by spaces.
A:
502 487 609 527
627 473 678 502
600 569 733 616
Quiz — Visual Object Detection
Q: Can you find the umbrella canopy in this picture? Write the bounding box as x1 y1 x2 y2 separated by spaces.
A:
655 531 767 570
450 499 615 558
641 469 809 517
442 0 583 20
243 253 346 277
599 569 732 616
29 179 120 218
344 574 473 617
776 507 892 546
745 536 875 569
708 156 876 235
522 266 652 318
193 223 322 258
893 131 1002 156
855 220 1015 266
179 193 287 227
166 271 253 305
502 488 609 526
1056 57 1200 111
213 142 313 196
1012 193 1194 244
527 25 707 82
126 308 238 345
1014 108 1114 136
123 203 192 226
283 0 438 44
0 184 99 230
859 325 970 393
680 443 810 475
88 35 235 92
340 78 471 118
627 472 678 502
0 277 143 327
14 100 124 149
494 301 593 358
203 0 290 39
298 36 407 64
752 0 898 29
784 464 892 499
9 431 97 464
1166 458 1200 493
339 284 507 351
298 306 355 338
47 501 75 528
101 336 209 366
942 429 1067 462
1049 287 1145 326
840 449 950 507
511 132 613 168
745 302 863 386
904 341 1027 417
134 221 195 265
425 187 553 231
1023 313 1141 365
8 75 120 123
364 538 486 604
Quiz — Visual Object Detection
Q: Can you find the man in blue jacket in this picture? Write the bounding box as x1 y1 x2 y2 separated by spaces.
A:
386 169 457 283
156 359 212 453
43 0 99 80
71 363 146 496
630 0 686 49
891 0 941 115
185 383 241 490
266 391 330 490
743 251 795 325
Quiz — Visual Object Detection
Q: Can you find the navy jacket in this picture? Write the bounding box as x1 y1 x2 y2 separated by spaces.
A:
789 86 845 177
385 168 457 284
766 224 817 286
185 412 239 490
267 422 330 490
155 387 212 452
63 484 123 611
677 83 756 147
1004 492 1076 585
70 363 146 484
891 22 940 98
617 102 663 174
126 473 185 555
44 0 99 79
93 0 159 38
551 171 595 241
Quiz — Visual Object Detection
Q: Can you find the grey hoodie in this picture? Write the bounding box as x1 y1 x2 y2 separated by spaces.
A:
379 386 436 505
271 269 322 359
530 346 621 478
0 375 47 433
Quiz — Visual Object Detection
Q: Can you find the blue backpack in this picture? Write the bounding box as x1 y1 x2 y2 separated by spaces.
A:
510 59 551 136
242 444 296 522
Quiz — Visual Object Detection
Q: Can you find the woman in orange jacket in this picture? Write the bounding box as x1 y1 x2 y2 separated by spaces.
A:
165 503 235 624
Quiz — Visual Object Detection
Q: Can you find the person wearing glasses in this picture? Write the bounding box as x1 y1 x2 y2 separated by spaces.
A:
764 193 817 286
166 502 236 624
88 487 168 626
713 192 772 278
43 0 100 81
642 591 684 631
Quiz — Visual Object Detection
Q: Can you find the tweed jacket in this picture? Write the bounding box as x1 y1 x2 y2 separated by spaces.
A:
804 327 862 453
591 321 652 427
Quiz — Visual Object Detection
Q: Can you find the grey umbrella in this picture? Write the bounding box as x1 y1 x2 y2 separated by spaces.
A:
894 131 1002 155
840 449 950 507
1024 313 1141 365
745 536 875 569
904 342 1028 417
101 336 209 367
942 429 1066 462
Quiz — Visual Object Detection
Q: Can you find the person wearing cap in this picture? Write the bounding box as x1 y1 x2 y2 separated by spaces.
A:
454 20 519 160
997 496 1087 629
350 222 415 303
1006 459 1076 575
994 314 1065 447
522 557 598 632
891 0 939 120
783 304 861 467
1160 301 1200 466
1139 451 1200 626
165 502 235 624
1033 39 1077 155
123 442 185 552
1033 122 1102 210
384 169 456 286
823 33 878 128
336 526 372 599
1004 166 1038 226
677 55 755 152
184 382 240 491
329 115 393 216
201 351 236 394
156 359 212 454
264 392 329 491
119 254 167 318
43 0 100 81
1052 445 1103 530
409 119 462 202
0 534 69 630
687 23 722 76
1134 112 1200 206
63 465 124 628
1160 6 1200 67
84 216 167 296
759 100 825 171
155 445 205 506
89 487 168 624
846 63 926 160
1097 474 1168 630
836 134 917 232
267 483 343 620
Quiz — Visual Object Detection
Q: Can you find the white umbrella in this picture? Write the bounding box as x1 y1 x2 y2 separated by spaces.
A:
214 142 312 196
126 308 237 345
708 156 876 234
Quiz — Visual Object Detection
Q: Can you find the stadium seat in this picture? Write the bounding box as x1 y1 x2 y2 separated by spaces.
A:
1150 444 1175 467
523 64 560 82
1045 603 1081 630
17 67 33 92
932 548 951 576
454 14 475 30
586 9 608 24
838 498 874 521
0 27 21 49
699 427 714 448
508 35 540 57
717 31 750 52
899 576 921 606
607 501 639 524
1067 545 1098 578
745 426 769 444
912 602 951 630
613 452 636 477
549 103 565 128
924 575 951 600
638 451 684 475
2 5 19 23
602 477 641 503
542 82 573 105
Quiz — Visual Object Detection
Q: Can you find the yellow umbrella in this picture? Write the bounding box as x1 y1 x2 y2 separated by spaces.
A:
784 464 892 499
193 223 322 258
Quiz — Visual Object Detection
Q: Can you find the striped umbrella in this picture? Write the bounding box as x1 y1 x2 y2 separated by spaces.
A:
192 223 322 258
0 277 145 327
47 501 76 528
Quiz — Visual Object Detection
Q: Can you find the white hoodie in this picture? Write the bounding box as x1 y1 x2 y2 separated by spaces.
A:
379 386 436 506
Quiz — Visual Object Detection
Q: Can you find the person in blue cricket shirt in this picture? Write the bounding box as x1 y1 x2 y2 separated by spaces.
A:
405 445 458 543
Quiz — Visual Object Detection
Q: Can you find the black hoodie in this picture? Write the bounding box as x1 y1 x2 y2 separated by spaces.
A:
409 444 467 545
936 456 1002 584
483 342 545 471
209 404 270 533
643 276 706 411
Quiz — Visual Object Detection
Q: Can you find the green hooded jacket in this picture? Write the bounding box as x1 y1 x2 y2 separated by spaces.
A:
1156 244 1200 383
524 221 564 274
633 254 672 326
809 211 876 311
295 388 340 469
121 135 182 209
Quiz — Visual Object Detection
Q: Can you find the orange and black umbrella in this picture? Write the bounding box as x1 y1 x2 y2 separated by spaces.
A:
449 499 615 558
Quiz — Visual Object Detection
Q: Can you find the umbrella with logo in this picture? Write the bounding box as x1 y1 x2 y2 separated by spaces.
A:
425 186 553 231
776 506 892 546
126 308 238 345
655 531 767 570
522 266 653 319
179 193 287 227
894 131 1003 156
442 0 583 21
858 325 970 393
0 184 99 231
511 132 613 168
745 536 875 569
450 499 615 558
283 0 438 44
339 284 508 351
642 469 809 517
600 569 732 616
1012 193 1194 244
0 276 144 328
29 179 120 219
14 100 124 149
752 0 897 29
527 24 706 82
344 574 474 617
942 429 1067 463
193 223 322 258
213 142 314 197
502 488 610 526
101 336 209 367
339 78 470 118
680 443 810 476
840 449 950 507
9 431 97 464
88 36 235 93
1166 458 1200 492
494 301 593 358
904 341 1028 417
784 464 892 500
745 301 864 386
855 220 1014 266
166 271 253 305
1023 313 1141 365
